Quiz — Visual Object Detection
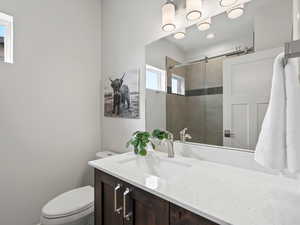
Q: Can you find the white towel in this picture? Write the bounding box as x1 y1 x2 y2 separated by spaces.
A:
255 53 287 171
255 53 300 173
285 57 300 173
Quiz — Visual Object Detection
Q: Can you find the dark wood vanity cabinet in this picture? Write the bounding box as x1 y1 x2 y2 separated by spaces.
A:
123 185 169 225
95 170 123 225
95 169 169 225
95 169 219 225
170 204 218 225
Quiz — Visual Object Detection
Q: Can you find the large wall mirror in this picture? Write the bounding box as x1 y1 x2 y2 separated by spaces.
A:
0 12 13 64
145 0 292 151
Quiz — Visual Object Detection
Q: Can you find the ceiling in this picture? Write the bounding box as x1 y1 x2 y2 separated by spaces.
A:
164 0 274 53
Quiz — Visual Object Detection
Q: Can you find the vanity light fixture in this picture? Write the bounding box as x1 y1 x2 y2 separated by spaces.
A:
227 4 244 19
219 0 238 7
162 0 176 32
186 0 202 21
206 33 215 39
174 29 186 39
197 17 211 31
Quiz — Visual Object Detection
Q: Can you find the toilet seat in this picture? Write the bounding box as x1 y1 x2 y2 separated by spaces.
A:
41 206 93 225
41 186 94 225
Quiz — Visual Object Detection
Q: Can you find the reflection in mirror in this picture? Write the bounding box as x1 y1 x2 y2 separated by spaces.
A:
0 25 5 61
145 0 292 151
0 12 13 64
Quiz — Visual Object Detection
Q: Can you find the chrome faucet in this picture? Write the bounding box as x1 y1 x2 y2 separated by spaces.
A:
165 131 175 158
180 128 192 142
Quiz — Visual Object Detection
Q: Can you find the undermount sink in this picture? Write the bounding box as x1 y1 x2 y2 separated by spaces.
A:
117 152 192 180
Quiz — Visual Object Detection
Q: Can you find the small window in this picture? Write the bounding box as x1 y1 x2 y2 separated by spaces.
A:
0 12 13 64
146 65 166 92
171 74 185 95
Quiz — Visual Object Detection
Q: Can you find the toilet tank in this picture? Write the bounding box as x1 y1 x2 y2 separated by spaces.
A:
88 151 119 186
96 151 118 159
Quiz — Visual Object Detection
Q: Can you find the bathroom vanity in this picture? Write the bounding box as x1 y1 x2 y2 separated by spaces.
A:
94 169 217 225
94 2 300 224
89 151 300 225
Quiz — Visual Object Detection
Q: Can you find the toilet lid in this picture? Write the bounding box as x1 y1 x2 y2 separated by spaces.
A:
42 186 94 219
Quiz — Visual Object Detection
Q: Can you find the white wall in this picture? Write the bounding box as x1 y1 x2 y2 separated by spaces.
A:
101 0 165 152
146 38 185 70
294 0 300 40
293 0 300 80
255 0 293 51
185 35 253 61
0 1 101 225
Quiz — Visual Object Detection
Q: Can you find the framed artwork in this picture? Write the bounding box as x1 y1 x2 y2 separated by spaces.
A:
104 68 140 119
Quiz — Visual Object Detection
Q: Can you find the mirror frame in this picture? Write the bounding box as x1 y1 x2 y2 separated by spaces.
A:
145 1 260 154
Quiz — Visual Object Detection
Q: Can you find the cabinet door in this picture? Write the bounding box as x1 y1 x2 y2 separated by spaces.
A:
170 204 219 225
95 169 124 225
123 185 169 225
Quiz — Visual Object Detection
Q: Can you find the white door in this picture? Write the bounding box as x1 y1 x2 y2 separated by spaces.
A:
223 48 282 150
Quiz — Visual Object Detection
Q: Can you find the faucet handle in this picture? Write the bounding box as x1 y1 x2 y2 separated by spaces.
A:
180 128 188 138
185 133 192 140
164 130 174 141
180 128 188 133
180 128 192 142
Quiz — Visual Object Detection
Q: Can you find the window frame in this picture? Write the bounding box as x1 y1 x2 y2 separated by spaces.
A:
0 12 13 64
171 74 185 96
146 64 166 92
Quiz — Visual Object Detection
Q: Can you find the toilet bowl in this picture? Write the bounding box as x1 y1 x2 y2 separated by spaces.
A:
41 186 94 225
40 151 117 225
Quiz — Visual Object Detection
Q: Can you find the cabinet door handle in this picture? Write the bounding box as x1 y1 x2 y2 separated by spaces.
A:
123 188 132 221
114 184 122 214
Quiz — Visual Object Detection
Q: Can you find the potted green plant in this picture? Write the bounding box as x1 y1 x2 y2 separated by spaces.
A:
126 129 172 156
126 131 154 156
151 129 171 141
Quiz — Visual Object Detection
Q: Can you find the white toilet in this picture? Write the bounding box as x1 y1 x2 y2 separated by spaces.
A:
40 151 117 225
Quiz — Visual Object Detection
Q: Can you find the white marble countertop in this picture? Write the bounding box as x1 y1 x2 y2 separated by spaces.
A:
88 151 300 225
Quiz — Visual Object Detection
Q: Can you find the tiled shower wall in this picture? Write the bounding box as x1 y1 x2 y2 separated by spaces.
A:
167 57 223 146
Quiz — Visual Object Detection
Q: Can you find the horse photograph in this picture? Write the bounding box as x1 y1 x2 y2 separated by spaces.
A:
104 69 140 119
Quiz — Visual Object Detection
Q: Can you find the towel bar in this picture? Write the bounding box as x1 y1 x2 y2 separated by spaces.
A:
284 39 300 83
284 39 300 65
